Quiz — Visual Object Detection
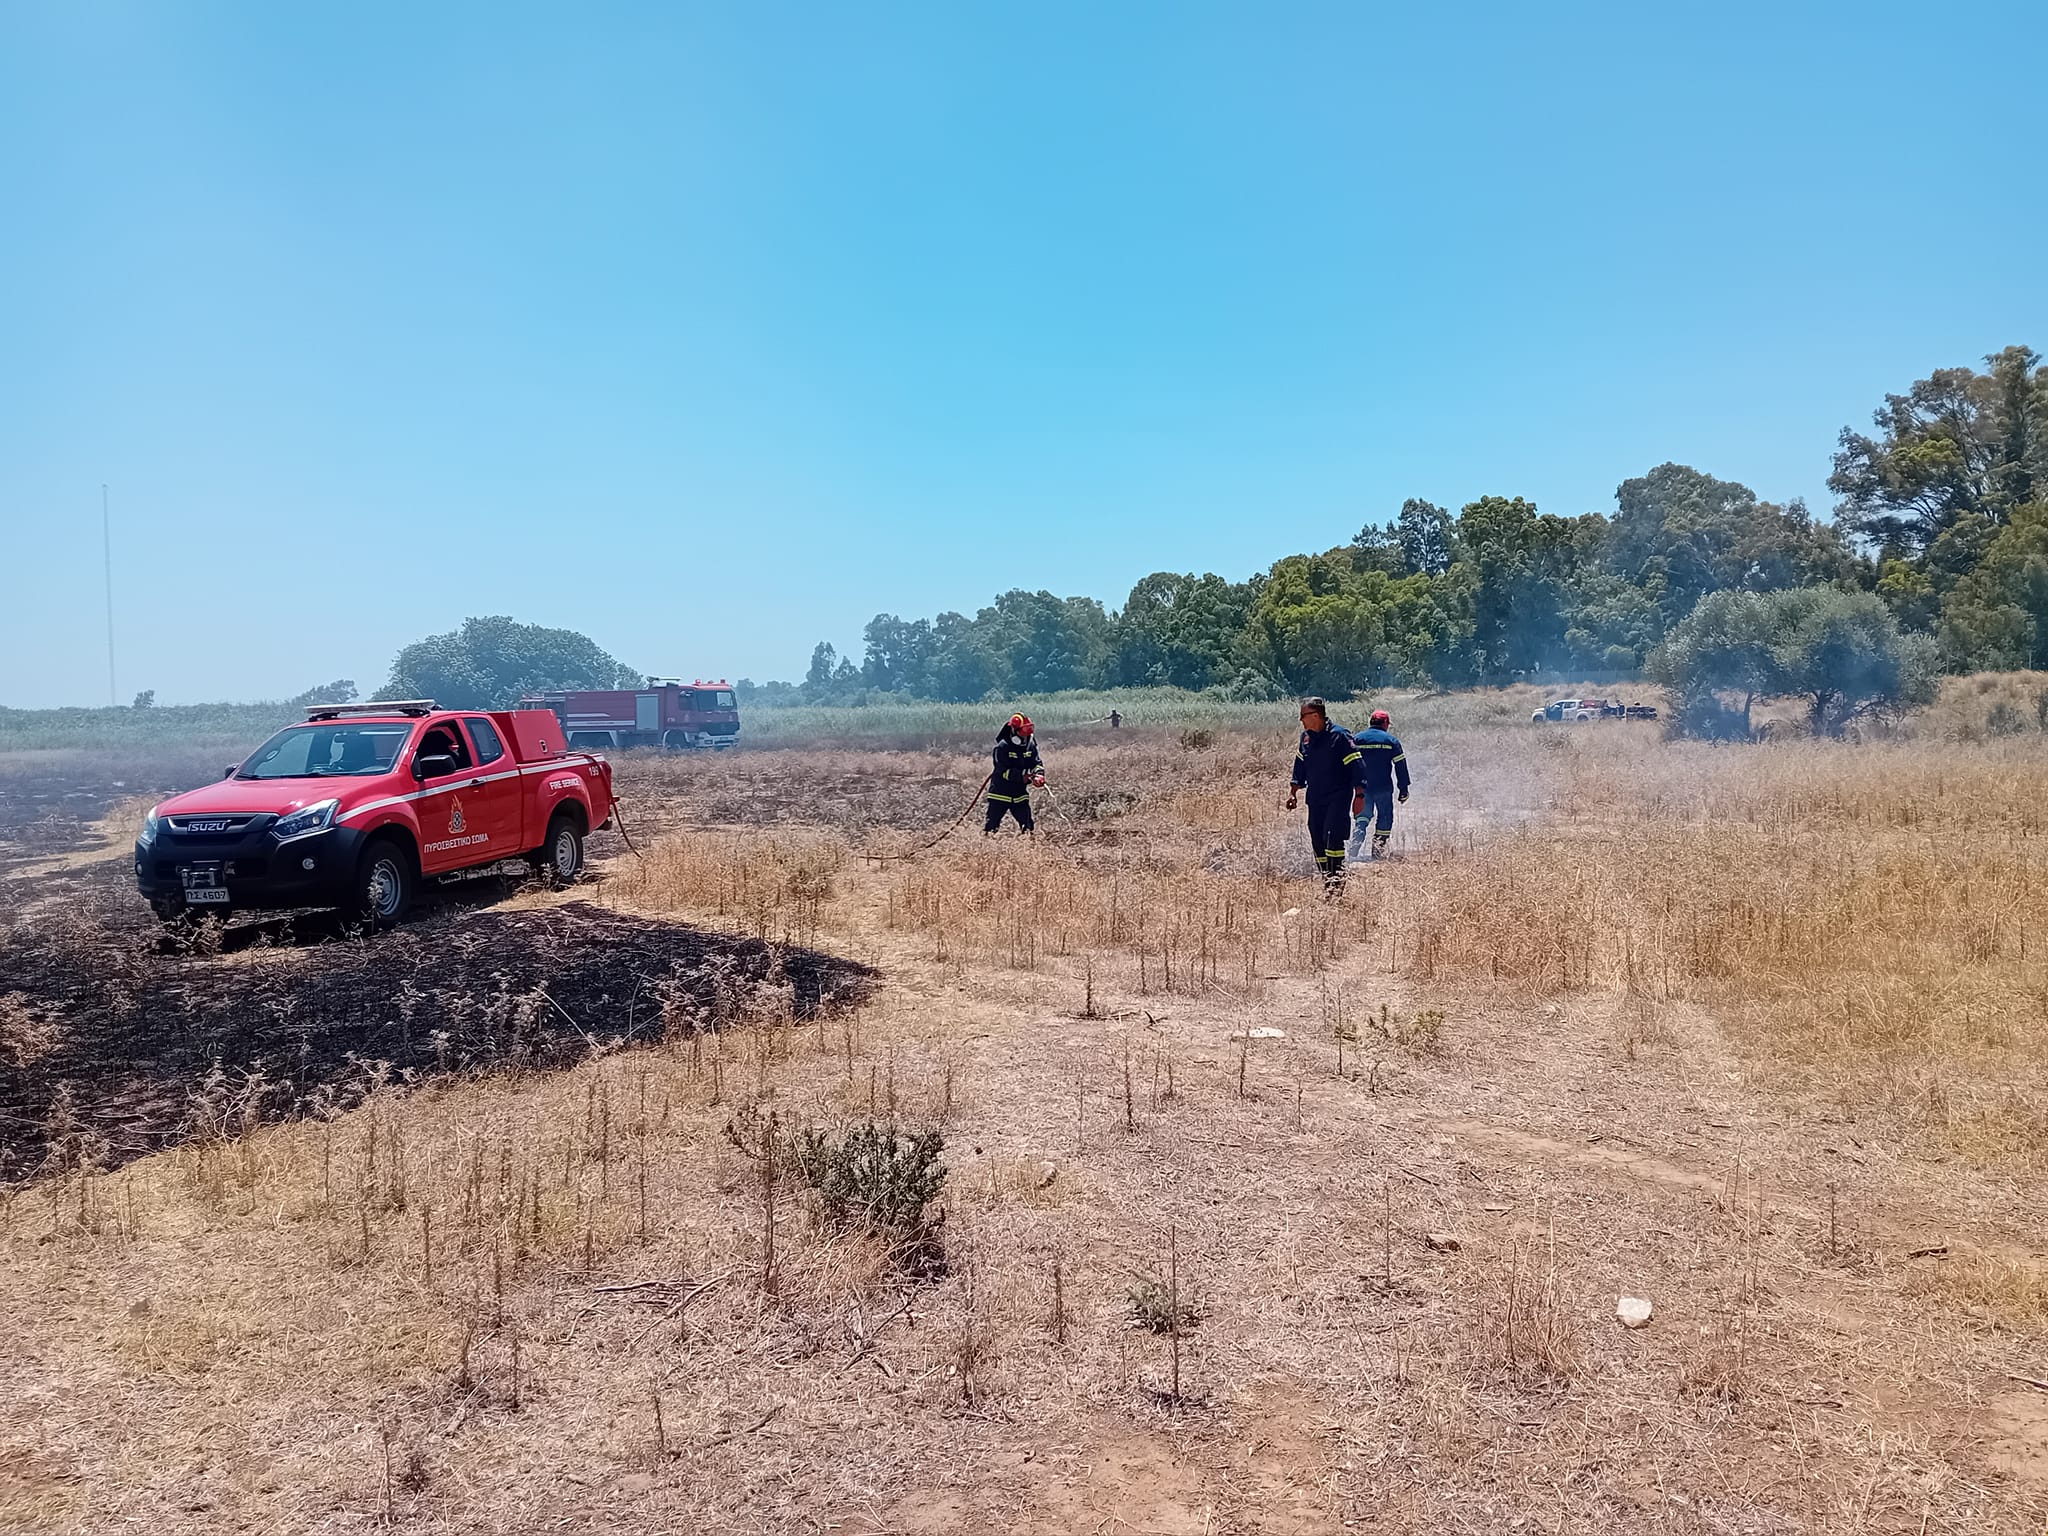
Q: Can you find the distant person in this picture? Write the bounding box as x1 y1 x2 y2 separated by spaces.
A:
1109 709 1122 729
1346 708 1411 861
1285 697 1365 890
984 714 1045 835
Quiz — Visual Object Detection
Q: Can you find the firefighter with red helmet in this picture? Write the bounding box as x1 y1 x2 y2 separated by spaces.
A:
1347 707 1411 861
984 714 1045 835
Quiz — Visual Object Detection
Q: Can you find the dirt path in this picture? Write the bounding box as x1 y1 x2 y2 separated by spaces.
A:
808 854 2048 1530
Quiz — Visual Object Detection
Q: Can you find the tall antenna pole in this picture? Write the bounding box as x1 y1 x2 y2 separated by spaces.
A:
103 484 116 705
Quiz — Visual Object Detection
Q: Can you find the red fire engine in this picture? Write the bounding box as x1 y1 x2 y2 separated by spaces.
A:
519 678 741 751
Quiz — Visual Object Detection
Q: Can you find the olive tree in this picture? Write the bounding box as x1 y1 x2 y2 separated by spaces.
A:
1648 590 1777 737
384 617 640 709
1769 588 1938 735
1654 588 1937 738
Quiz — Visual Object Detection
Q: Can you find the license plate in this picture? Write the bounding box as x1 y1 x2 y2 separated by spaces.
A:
184 887 230 904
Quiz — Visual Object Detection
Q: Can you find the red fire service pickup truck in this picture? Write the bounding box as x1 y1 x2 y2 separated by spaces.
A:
133 701 617 926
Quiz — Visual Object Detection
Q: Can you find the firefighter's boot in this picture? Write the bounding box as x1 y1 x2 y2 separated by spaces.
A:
1371 830 1390 861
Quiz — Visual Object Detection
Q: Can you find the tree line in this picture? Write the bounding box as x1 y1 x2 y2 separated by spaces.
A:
764 345 2044 712
274 344 2035 728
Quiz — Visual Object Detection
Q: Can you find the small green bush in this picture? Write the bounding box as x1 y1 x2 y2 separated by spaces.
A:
791 1120 947 1271
1367 1002 1447 1054
1125 1275 1201 1334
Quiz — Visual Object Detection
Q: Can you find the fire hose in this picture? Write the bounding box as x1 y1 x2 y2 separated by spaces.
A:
863 771 995 864
608 798 645 861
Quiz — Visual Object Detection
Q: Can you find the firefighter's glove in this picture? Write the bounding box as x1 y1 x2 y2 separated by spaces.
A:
1351 790 1365 816
1398 790 1409 804
1033 774 1045 787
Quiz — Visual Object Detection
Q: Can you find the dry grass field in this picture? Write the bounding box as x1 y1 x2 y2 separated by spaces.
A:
3 683 2046 1534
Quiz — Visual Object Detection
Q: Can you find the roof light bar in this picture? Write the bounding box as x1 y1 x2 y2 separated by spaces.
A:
304 700 437 720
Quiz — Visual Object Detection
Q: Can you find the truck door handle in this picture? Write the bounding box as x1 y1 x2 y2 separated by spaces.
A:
468 778 485 787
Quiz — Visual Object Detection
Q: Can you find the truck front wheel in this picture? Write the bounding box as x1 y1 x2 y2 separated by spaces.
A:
540 814 585 887
350 837 414 927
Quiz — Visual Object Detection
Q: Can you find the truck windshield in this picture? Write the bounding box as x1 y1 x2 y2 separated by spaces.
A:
237 723 415 779
691 690 736 709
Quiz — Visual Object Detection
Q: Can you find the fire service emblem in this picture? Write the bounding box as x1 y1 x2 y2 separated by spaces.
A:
448 797 466 834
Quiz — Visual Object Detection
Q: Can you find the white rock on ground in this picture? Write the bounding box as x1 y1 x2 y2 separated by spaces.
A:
1617 1296 1654 1329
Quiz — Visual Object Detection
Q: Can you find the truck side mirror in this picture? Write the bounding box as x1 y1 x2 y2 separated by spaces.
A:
414 754 455 781
223 763 239 779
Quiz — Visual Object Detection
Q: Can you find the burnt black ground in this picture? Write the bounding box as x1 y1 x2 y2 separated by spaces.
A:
0 749 875 1183
0 872 874 1184
0 767 141 865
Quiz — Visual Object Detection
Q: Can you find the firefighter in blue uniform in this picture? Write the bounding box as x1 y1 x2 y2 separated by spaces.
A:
984 714 1045 835
1285 696 1366 889
1346 707 1412 861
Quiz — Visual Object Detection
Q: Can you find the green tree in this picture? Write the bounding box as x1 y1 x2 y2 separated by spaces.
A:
1350 498 1456 579
1244 552 1450 696
1456 495 1578 679
1656 589 1935 737
383 617 639 709
1607 462 1853 633
1112 571 1256 689
1829 345 2048 553
1768 588 1937 735
1415 563 1481 687
860 615 936 694
1563 572 1661 672
1347 520 1405 576
1874 559 1937 631
1937 503 2048 670
289 679 360 707
971 590 1111 694
804 642 840 696
1648 590 1780 735
1245 563 1391 697
1397 498 1457 577
1646 585 1933 737
926 612 996 701
735 676 800 705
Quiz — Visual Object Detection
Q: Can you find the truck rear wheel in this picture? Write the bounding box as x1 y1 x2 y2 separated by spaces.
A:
350 837 413 927
540 814 585 887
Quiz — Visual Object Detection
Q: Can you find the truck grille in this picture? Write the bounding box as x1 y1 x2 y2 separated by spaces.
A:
166 814 262 834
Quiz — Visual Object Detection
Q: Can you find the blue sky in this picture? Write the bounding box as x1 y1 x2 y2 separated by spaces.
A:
3 1 2042 706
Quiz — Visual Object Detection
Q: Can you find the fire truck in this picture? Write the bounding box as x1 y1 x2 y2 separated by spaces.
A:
519 678 741 751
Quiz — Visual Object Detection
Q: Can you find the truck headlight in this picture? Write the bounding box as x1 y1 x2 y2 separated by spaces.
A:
139 809 161 847
272 799 339 843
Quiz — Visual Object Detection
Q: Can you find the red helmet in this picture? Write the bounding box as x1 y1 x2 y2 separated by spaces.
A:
1370 709 1391 728
1010 713 1033 736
